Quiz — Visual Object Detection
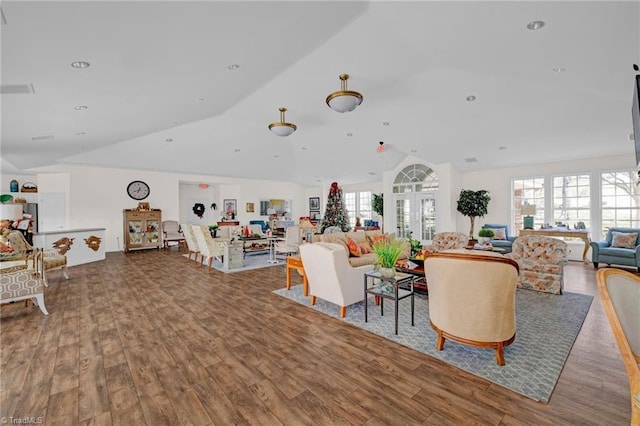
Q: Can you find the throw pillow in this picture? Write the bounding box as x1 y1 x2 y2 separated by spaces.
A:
346 238 361 257
369 234 387 246
492 228 507 240
359 241 373 254
611 231 638 249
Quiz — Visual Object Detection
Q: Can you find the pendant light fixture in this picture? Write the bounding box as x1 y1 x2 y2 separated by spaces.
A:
268 107 297 137
326 74 363 113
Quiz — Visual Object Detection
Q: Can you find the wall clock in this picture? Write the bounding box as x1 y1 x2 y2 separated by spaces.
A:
127 180 150 200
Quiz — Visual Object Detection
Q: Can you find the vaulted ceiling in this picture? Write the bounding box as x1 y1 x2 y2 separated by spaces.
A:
2 1 639 186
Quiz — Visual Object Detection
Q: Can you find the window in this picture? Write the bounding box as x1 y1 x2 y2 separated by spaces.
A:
553 174 590 230
513 177 544 229
601 170 640 238
344 191 372 227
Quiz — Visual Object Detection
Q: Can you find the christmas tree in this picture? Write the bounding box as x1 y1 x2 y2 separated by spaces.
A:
321 182 351 232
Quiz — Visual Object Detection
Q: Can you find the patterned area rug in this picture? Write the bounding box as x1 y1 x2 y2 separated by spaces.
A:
273 284 592 403
183 253 283 273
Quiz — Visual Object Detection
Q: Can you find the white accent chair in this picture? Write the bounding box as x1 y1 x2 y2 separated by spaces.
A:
162 220 185 249
275 225 300 259
6 230 68 285
424 251 520 365
299 242 374 318
191 225 225 271
181 223 200 262
596 268 640 425
0 249 49 315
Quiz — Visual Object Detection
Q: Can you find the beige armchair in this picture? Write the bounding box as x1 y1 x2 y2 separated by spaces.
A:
191 225 226 271
596 268 640 425
0 249 48 315
424 252 519 365
6 230 68 285
505 235 567 294
299 242 374 318
429 232 469 252
162 220 185 249
181 223 200 262
275 225 300 259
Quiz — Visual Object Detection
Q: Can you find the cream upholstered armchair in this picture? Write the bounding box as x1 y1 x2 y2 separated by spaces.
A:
299 242 374 318
424 252 519 365
191 225 226 271
275 225 300 258
6 230 68 285
0 249 49 315
429 232 469 252
181 223 200 262
505 235 567 295
162 220 185 249
596 268 640 425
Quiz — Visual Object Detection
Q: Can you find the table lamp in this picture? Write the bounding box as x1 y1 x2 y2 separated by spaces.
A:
521 204 536 229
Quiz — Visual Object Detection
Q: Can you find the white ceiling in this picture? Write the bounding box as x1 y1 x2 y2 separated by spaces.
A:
2 1 639 186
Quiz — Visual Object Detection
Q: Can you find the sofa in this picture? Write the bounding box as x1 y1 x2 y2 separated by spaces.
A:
590 227 640 272
312 230 410 267
480 224 516 253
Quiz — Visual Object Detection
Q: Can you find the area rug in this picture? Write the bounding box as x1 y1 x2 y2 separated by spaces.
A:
183 253 283 273
272 284 592 403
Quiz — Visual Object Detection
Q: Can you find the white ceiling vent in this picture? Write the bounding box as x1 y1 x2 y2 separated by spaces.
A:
1 84 35 94
31 135 54 141
464 157 478 163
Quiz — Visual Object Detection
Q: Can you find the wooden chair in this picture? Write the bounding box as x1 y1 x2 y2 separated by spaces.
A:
6 230 68 285
424 252 520 365
596 268 640 425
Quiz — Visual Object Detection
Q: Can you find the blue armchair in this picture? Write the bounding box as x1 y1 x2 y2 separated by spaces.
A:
481 224 517 254
249 220 269 233
590 227 640 272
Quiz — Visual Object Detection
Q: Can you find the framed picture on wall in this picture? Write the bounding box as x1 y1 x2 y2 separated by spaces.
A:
246 202 255 213
310 211 321 220
309 197 320 211
223 199 237 219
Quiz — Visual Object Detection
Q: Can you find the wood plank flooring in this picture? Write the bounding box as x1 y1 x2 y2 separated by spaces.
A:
0 248 633 425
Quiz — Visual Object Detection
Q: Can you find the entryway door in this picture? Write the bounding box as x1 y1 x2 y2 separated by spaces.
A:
394 192 436 244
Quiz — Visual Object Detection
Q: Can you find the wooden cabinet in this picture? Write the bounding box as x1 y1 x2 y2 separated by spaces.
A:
123 209 162 252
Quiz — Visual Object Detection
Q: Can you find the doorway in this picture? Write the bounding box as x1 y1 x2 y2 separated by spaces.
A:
392 164 438 244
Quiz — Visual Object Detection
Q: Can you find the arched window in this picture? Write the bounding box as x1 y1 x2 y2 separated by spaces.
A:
393 164 439 193
393 164 439 241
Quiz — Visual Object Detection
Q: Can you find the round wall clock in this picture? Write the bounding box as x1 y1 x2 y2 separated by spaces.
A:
126 180 150 200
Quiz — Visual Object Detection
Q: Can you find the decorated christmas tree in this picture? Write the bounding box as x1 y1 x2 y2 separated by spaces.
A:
321 182 351 232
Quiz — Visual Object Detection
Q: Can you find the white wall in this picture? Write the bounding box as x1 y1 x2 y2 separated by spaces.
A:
12 165 313 253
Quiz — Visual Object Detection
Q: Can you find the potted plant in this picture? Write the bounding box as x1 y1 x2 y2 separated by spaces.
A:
372 193 383 230
208 224 219 238
456 189 491 241
371 239 405 278
407 231 422 257
477 228 495 245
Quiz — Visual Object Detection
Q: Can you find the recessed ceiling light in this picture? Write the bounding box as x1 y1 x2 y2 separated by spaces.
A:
410 149 417 153
382 121 390 126
71 61 90 69
234 148 240 152
74 105 88 110
466 95 476 102
346 133 353 137
227 64 240 70
195 98 205 103
166 138 173 142
498 146 507 150
552 67 566 73
526 20 545 30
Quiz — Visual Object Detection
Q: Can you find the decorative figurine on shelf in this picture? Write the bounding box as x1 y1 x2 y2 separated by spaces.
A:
355 217 362 227
244 225 249 237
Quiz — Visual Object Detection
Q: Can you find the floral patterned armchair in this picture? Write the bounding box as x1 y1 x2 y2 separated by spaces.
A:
506 235 568 294
430 232 469 252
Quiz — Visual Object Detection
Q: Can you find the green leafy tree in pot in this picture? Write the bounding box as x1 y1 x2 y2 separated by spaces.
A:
456 189 491 240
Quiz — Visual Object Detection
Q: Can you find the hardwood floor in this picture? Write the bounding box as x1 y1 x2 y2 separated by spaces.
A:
1 248 633 425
